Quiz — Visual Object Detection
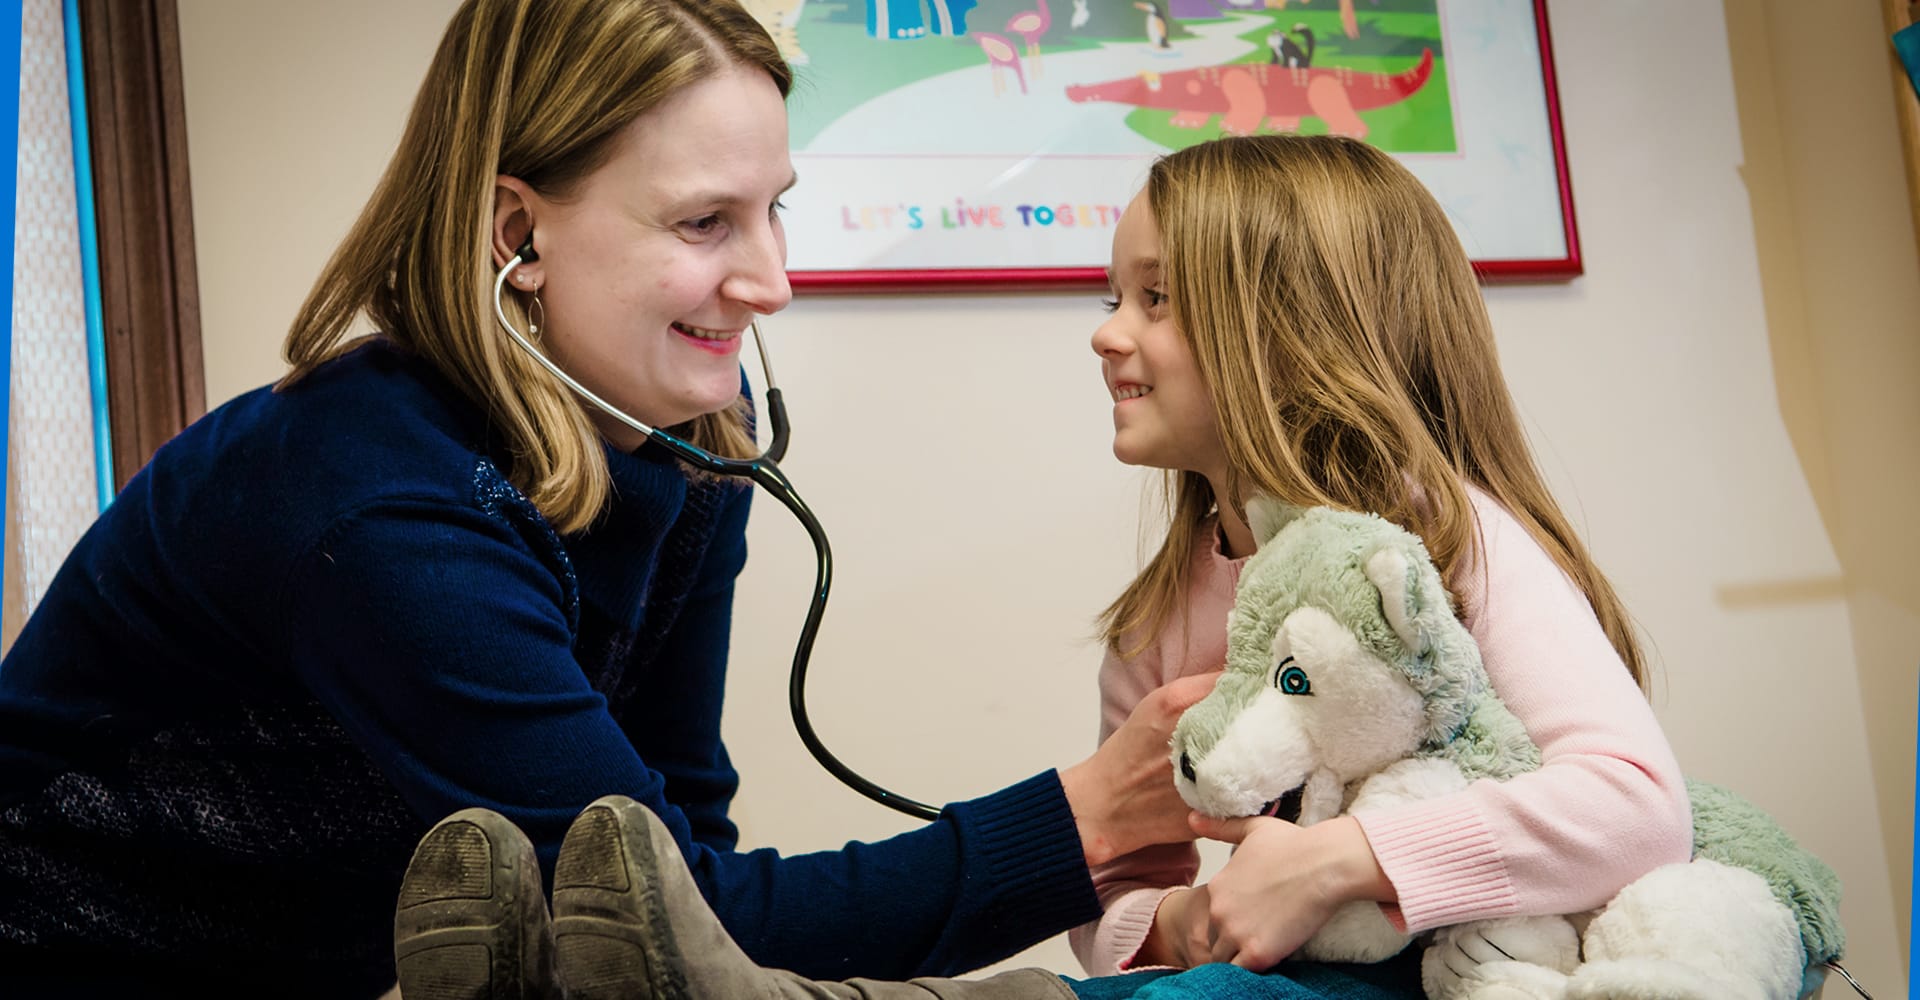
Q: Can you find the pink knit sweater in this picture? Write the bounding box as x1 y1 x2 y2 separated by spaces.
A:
1068 489 1694 975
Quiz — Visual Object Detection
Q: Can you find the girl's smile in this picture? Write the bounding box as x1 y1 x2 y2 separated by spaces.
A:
1091 191 1227 482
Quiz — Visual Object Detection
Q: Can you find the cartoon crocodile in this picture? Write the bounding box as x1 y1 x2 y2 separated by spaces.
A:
1065 47 1433 140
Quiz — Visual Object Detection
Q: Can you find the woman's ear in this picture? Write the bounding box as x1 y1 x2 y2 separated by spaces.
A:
492 175 542 285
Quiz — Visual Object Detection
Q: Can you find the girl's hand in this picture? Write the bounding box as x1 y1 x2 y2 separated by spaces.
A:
1059 672 1222 866
1139 885 1213 968
1189 813 1396 970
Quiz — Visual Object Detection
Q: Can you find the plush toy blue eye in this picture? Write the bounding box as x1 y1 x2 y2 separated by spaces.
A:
1273 659 1311 695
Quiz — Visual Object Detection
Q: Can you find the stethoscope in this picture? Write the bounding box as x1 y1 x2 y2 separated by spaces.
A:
495 239 941 822
489 240 1877 1000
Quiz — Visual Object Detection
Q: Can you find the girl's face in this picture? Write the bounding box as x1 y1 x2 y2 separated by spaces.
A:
510 67 794 450
1091 192 1227 481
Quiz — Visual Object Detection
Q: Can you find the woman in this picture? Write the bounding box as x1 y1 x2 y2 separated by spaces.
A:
0 2 1203 996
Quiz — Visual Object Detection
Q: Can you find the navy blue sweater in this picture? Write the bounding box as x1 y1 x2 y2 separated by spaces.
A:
0 342 1098 997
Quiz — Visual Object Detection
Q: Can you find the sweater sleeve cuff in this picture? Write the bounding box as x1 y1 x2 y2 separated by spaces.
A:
1111 887 1179 972
950 770 1102 936
1356 796 1520 932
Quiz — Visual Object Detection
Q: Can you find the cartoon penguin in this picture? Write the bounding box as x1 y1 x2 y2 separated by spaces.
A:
1267 23 1314 67
1071 0 1090 30
1134 0 1171 49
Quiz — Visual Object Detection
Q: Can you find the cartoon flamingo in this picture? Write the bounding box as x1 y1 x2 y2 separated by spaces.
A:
974 32 1028 96
1004 0 1050 79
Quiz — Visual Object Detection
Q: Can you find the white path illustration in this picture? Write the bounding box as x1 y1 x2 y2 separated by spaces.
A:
800 13 1269 157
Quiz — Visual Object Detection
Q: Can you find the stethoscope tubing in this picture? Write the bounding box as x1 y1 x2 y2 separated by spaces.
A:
494 252 940 821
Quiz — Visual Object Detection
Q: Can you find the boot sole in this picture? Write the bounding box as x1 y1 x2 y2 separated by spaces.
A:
394 808 554 1000
552 798 687 1000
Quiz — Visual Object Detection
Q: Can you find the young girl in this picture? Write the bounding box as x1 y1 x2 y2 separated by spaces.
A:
423 134 1692 1000
1068 134 1693 988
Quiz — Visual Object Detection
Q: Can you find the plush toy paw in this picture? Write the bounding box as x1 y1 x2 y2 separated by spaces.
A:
1422 915 1580 999
1560 960 1724 1000
1456 986 1557 1000
1576 858 1804 1000
1435 959 1571 1000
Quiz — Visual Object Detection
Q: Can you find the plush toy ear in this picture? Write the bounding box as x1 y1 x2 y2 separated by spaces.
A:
1364 545 1429 659
1246 496 1304 549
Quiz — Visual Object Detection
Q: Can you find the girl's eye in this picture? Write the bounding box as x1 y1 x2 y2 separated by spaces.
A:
769 199 787 220
1099 296 1119 314
1144 288 1168 309
1273 659 1311 695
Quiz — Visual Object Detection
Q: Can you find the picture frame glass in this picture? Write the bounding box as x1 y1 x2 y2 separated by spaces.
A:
749 0 1574 288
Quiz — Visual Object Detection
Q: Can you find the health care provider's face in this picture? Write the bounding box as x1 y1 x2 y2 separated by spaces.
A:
500 67 794 450
1091 192 1227 480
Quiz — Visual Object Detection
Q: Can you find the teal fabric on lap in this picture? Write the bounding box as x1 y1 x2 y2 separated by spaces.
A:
1063 970 1180 999
1063 950 1423 1000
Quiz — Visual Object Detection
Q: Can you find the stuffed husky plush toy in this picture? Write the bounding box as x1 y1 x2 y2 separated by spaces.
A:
1169 502 1847 1000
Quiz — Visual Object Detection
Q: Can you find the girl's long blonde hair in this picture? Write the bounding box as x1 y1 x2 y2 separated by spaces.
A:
280 0 790 534
1100 135 1647 688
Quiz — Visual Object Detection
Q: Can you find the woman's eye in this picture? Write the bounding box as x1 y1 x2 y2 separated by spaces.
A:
685 215 723 236
1273 659 1311 695
769 200 787 221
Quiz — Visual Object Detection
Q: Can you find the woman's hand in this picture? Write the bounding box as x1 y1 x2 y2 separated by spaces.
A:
1188 813 1395 971
1059 672 1221 867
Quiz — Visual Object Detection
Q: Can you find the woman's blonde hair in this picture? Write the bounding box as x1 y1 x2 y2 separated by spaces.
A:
281 0 790 534
1100 135 1647 688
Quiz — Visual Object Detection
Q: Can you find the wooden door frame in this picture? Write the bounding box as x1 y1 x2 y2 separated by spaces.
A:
76 0 204 489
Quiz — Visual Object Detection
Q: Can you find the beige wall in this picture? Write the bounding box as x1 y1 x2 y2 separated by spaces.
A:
176 0 1911 992
1724 0 1920 975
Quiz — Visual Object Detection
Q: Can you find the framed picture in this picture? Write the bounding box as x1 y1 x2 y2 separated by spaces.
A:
751 0 1581 291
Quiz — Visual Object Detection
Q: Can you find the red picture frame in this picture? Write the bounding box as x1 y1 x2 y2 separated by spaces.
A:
778 0 1580 293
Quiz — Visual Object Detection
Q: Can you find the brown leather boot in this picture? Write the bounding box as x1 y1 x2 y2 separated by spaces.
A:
394 808 560 999
550 795 1076 1000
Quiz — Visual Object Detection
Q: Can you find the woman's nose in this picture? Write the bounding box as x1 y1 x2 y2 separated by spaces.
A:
726 224 793 316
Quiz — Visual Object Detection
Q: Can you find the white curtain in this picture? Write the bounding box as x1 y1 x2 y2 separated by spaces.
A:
4 0 101 649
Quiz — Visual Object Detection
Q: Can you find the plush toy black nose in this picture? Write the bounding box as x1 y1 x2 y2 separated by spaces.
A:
1179 751 1196 784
